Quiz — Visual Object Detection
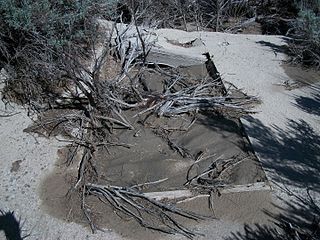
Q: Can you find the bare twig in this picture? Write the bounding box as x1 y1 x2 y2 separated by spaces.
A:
85 183 206 238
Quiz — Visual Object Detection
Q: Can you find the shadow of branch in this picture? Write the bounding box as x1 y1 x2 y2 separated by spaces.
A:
243 116 320 191
0 210 27 240
225 188 320 240
294 91 320 116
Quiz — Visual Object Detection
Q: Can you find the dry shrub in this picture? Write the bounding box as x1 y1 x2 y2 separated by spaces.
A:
289 1 320 68
0 0 110 105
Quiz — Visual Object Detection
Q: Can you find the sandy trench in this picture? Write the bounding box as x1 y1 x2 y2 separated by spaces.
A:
1 26 319 240
36 62 268 239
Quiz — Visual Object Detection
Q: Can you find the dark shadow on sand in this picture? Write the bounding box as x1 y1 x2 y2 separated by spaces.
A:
0 210 24 240
226 224 282 240
198 114 253 153
243 116 320 192
294 92 320 116
225 188 320 240
198 114 243 137
256 40 290 55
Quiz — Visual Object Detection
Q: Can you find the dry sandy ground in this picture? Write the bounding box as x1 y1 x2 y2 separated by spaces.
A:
0 27 319 240
149 28 320 194
149 27 320 236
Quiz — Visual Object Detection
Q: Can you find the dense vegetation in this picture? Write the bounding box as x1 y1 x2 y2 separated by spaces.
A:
291 0 320 67
0 0 117 104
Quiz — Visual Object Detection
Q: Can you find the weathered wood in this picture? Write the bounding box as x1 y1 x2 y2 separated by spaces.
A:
202 52 228 96
220 182 272 194
144 190 194 201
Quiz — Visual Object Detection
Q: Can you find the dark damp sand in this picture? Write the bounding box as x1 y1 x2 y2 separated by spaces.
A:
39 64 274 240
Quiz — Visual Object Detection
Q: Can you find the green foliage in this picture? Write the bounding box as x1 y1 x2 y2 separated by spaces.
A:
0 0 108 103
298 7 320 39
290 0 320 67
0 0 94 51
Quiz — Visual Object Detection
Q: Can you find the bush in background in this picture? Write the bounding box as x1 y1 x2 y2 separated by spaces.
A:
0 0 113 104
289 0 320 68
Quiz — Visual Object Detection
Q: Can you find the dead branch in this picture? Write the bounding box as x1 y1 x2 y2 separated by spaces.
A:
131 178 169 190
0 111 20 117
136 86 259 117
121 64 260 118
85 183 206 238
186 152 217 183
152 127 193 158
185 155 248 188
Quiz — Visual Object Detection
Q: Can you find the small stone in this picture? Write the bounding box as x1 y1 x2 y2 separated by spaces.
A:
10 160 22 173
